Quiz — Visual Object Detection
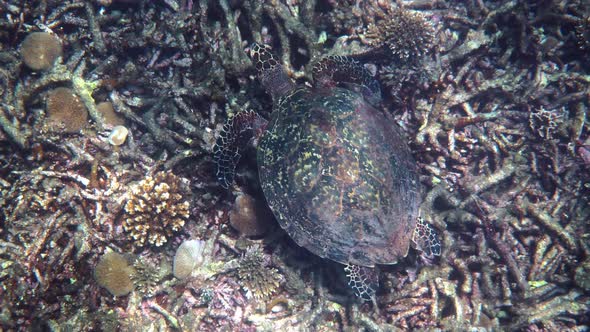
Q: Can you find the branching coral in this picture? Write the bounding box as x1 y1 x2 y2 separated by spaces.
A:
237 245 282 300
122 171 190 247
132 255 169 297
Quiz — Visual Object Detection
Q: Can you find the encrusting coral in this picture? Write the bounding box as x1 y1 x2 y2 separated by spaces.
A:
45 87 89 133
96 101 125 126
122 171 190 247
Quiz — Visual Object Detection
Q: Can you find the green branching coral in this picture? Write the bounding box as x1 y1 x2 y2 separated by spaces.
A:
131 256 168 297
237 245 281 300
122 171 190 247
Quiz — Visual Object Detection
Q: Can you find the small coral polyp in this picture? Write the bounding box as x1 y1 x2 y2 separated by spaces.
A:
122 172 190 247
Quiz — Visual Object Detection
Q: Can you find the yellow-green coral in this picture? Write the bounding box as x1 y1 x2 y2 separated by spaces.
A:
122 172 190 247
237 245 281 300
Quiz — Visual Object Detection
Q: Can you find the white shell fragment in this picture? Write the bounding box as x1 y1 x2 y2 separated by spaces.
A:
173 239 206 279
108 125 129 146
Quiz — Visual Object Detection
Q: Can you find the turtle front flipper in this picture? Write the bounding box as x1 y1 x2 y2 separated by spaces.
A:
249 43 296 101
213 110 267 188
412 217 442 257
312 55 381 105
344 264 378 301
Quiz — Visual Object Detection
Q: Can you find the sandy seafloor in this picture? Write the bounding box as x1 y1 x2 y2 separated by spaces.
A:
0 0 589 331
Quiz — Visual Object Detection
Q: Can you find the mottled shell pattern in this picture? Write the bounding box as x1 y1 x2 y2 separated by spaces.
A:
256 61 421 267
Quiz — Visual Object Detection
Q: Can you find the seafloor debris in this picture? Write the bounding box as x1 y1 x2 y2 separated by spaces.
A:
0 0 589 331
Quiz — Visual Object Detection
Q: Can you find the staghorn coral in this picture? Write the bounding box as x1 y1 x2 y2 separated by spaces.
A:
528 107 566 140
574 259 590 291
237 245 281 300
574 12 590 52
122 171 190 247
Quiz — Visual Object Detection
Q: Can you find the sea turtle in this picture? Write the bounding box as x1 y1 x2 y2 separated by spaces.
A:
214 43 441 300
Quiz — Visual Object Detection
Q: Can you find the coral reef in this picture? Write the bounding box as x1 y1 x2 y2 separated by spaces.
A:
0 0 588 330
122 171 191 247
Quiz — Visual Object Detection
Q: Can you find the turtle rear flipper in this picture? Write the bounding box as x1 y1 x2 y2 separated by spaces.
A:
344 264 378 301
312 55 381 105
213 110 267 188
412 217 442 257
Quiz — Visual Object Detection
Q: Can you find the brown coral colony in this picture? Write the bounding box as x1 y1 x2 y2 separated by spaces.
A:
94 251 135 296
21 32 63 71
45 87 89 133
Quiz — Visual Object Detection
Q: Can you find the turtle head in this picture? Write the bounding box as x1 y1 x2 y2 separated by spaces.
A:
249 43 296 101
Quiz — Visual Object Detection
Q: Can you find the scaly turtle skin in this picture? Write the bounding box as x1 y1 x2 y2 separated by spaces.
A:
214 44 440 300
